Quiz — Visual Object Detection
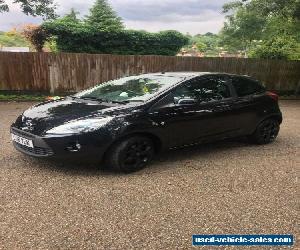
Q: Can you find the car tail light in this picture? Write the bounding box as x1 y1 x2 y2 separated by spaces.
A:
266 91 279 102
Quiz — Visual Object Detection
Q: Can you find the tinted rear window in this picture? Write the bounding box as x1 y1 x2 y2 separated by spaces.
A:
232 77 266 97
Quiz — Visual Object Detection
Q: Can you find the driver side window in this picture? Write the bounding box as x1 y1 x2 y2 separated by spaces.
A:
173 75 231 104
151 75 232 111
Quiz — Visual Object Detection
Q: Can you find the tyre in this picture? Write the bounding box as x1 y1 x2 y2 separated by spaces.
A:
105 136 155 173
249 118 280 144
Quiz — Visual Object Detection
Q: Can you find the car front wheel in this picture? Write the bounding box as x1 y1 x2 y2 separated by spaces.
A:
249 118 280 144
106 136 155 173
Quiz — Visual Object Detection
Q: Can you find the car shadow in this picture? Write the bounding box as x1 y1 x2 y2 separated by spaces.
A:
25 137 255 176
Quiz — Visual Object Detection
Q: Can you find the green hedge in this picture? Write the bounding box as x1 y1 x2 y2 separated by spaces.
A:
43 21 188 55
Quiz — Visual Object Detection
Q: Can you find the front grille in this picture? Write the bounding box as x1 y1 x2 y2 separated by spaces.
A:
11 127 35 139
13 142 54 156
11 127 53 157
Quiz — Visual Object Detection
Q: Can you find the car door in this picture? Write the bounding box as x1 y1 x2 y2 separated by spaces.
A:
148 75 238 148
230 76 267 135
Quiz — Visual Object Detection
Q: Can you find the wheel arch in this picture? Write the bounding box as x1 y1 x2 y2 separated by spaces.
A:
261 113 282 124
251 114 282 135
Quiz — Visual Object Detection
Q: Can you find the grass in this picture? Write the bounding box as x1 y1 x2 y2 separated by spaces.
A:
0 91 64 102
0 94 46 101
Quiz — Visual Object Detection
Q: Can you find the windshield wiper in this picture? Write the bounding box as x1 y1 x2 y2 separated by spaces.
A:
111 100 129 104
111 100 144 104
69 95 78 99
78 96 106 102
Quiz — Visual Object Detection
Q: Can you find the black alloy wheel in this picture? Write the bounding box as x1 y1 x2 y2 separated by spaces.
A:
106 136 155 173
250 118 280 144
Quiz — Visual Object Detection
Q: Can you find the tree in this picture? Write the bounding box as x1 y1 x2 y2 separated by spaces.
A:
249 36 299 60
40 0 188 55
220 3 266 54
64 8 80 22
0 27 28 47
0 0 57 19
85 0 124 31
22 25 49 52
195 42 207 52
249 0 300 20
220 0 300 59
185 33 221 56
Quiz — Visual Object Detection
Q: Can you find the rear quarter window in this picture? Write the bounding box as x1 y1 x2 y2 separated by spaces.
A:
232 77 266 97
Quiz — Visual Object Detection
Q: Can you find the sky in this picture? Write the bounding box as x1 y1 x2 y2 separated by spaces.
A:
0 0 229 35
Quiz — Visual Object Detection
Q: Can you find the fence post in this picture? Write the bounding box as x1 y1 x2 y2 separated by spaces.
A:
48 56 58 94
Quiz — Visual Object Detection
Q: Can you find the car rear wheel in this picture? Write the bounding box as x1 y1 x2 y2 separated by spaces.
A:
106 136 155 173
249 118 280 144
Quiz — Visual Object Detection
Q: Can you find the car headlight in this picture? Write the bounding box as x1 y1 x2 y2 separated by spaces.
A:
46 117 113 135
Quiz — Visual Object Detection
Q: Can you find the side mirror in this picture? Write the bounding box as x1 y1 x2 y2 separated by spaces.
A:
177 98 198 105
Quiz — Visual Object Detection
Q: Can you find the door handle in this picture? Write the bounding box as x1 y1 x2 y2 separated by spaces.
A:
150 120 166 127
215 102 231 107
195 109 213 114
235 97 253 104
173 107 184 112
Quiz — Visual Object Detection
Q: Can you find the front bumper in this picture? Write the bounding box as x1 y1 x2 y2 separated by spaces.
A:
10 127 112 161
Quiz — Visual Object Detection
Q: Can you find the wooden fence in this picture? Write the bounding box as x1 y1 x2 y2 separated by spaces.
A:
0 52 299 94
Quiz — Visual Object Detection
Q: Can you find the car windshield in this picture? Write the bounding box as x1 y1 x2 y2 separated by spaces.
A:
74 75 183 103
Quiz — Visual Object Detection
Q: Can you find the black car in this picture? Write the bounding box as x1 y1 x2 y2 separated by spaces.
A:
11 72 282 172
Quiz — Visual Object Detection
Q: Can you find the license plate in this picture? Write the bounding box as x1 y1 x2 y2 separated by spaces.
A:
11 134 34 148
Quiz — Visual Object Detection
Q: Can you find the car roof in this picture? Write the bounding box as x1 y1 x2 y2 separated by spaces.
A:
138 72 250 79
